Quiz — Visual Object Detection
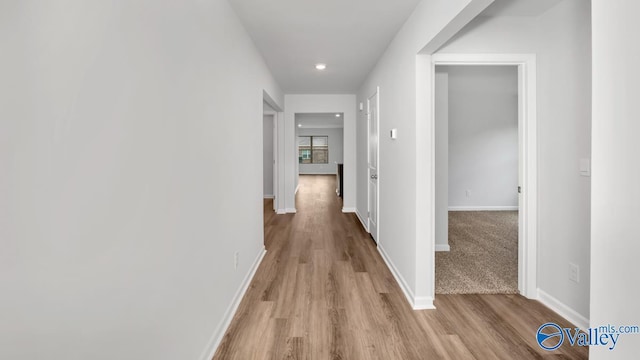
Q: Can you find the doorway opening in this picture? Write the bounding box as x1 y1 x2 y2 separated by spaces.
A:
263 95 281 247
430 54 538 299
294 113 344 208
435 65 519 294
263 113 276 211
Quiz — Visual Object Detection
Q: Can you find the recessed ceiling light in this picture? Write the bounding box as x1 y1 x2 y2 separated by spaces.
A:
335 114 341 117
315 63 327 70
298 124 302 127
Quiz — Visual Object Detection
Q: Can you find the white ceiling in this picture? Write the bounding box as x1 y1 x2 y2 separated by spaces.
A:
480 0 565 17
232 0 565 94
296 113 344 128
228 0 422 94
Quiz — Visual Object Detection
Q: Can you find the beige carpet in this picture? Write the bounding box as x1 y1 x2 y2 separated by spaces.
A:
436 211 518 294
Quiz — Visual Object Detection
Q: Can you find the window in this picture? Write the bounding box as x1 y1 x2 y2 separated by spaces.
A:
299 136 328 164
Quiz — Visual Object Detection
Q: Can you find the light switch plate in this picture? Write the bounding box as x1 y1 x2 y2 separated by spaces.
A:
579 158 591 177
390 128 397 139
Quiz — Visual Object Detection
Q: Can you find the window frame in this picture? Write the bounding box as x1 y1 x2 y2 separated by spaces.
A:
298 135 328 164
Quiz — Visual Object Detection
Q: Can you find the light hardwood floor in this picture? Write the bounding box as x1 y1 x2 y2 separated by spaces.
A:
213 175 588 360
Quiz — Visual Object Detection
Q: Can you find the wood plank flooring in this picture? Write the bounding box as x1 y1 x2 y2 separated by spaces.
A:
213 175 588 360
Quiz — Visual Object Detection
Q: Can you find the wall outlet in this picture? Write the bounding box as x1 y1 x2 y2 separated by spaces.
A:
466 190 471 198
569 263 579 283
234 252 239 270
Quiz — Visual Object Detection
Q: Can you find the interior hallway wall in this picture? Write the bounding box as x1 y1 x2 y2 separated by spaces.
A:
0 1 283 359
356 0 493 307
591 0 640 358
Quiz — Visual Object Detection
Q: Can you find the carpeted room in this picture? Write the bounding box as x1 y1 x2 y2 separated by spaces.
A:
434 65 520 295
436 211 519 294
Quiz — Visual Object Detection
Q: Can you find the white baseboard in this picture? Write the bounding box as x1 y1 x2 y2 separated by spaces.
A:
199 248 267 360
263 195 274 199
342 207 356 213
377 245 435 310
295 185 300 194
537 288 589 330
448 206 519 211
435 244 450 252
414 296 436 310
276 209 287 215
355 209 369 232
285 208 297 214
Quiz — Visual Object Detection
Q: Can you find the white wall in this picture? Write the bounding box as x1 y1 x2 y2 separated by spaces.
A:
263 115 274 197
284 95 356 212
263 101 276 112
297 127 344 175
536 1 592 323
442 65 518 209
591 1 640 358
435 71 449 249
356 0 493 308
440 15 537 54
438 0 592 321
0 1 283 359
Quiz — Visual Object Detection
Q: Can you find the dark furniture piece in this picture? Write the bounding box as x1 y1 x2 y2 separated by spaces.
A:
336 163 343 198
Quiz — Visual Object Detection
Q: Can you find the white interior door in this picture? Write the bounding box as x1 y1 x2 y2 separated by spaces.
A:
368 89 379 242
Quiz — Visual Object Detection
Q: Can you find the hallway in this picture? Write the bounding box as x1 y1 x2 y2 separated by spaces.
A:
213 175 587 360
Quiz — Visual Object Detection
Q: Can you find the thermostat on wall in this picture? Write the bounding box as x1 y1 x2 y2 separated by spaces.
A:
390 128 397 139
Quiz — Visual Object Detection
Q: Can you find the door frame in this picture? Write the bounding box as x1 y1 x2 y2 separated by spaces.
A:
264 110 278 212
431 53 538 298
367 87 381 243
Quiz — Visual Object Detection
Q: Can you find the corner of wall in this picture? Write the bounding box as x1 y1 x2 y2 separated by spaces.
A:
537 288 590 330
199 248 267 360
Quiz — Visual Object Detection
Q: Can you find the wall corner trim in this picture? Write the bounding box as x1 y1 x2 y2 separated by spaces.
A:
355 210 369 232
448 206 519 211
413 296 436 310
378 245 436 310
537 288 590 330
199 247 267 360
435 244 451 252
